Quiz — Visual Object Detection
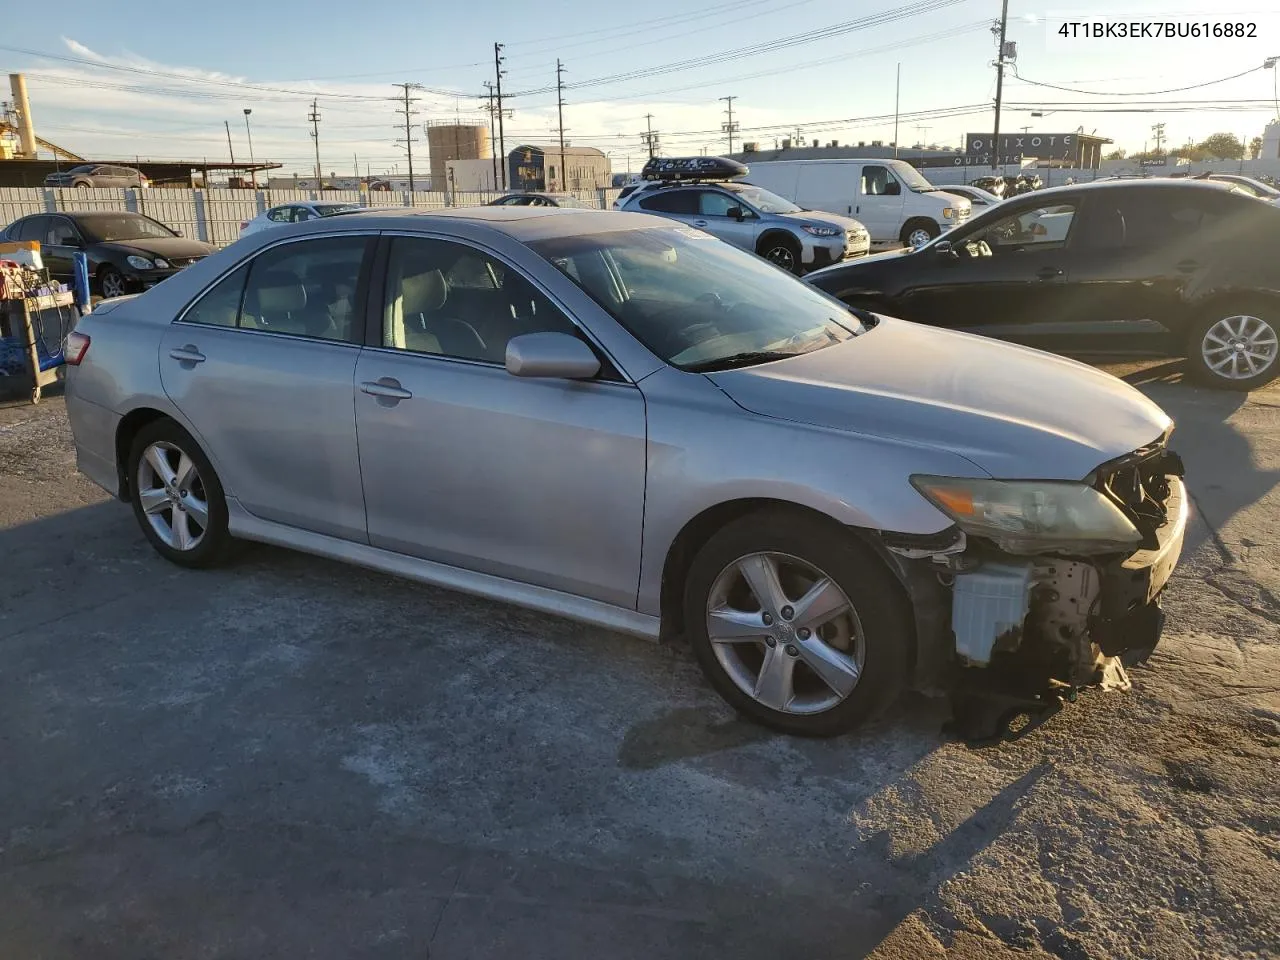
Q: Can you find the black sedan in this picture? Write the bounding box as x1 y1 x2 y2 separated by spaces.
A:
806 179 1280 390
2 211 216 298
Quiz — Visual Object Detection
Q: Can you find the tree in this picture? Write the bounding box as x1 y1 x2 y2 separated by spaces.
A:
1251 136 1264 160
1197 132 1245 160
1104 148 1127 160
1171 144 1206 161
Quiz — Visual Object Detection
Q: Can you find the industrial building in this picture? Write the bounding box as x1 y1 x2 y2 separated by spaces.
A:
426 120 491 192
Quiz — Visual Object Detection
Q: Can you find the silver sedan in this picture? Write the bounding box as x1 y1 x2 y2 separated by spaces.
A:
63 207 1186 737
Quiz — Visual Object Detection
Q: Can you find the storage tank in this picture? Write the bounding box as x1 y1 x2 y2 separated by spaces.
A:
426 121 491 191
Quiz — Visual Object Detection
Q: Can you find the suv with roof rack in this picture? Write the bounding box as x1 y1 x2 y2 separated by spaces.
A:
615 156 870 274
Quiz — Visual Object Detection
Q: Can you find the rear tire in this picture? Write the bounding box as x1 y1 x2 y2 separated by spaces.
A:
683 509 911 737
1185 299 1280 391
127 419 238 569
758 235 803 275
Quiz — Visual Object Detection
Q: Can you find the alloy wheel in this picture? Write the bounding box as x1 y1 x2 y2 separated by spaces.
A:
136 441 210 551
705 551 865 715
101 270 127 299
1200 314 1278 381
764 245 796 271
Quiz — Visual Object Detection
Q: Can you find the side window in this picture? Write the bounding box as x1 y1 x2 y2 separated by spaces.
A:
15 217 49 242
239 237 367 342
266 207 292 222
638 190 698 215
861 165 901 197
979 203 1077 251
183 264 249 328
46 218 80 246
382 236 581 365
1105 193 1230 250
698 191 742 217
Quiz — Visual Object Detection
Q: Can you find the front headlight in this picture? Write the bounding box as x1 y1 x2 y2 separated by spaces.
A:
910 476 1141 556
153 257 171 269
942 207 955 219
802 224 841 237
126 255 155 270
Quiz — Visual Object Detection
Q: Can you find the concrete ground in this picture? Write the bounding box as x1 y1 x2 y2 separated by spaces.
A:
0 359 1276 960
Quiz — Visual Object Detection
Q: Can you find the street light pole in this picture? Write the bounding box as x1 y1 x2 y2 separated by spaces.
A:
1265 57 1279 120
243 108 256 189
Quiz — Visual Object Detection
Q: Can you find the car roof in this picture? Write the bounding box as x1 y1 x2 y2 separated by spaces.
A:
1000 178 1242 201
299 205 667 241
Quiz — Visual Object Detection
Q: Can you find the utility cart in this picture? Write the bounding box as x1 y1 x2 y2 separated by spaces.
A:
0 242 84 405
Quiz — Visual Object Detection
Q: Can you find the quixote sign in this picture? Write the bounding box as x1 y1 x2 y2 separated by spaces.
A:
964 133 1078 162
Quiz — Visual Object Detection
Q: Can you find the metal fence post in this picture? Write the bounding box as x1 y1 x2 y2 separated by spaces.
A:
125 189 139 214
194 190 210 243
43 188 56 212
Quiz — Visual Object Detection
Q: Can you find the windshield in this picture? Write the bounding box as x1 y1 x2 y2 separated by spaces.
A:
728 183 802 214
76 213 177 243
530 227 864 370
889 161 938 193
314 204 362 216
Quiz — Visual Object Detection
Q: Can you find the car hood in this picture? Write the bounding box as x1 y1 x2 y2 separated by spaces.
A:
776 210 867 234
98 237 217 259
707 316 1171 479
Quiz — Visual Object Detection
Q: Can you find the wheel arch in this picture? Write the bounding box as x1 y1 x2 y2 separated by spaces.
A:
114 407 172 500
755 229 799 255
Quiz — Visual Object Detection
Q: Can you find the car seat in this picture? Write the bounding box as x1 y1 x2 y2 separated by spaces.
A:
393 265 487 359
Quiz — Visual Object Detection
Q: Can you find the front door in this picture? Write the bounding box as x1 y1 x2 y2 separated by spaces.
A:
354 234 647 608
40 216 81 281
853 164 907 243
891 198 1078 338
690 188 760 252
158 234 372 542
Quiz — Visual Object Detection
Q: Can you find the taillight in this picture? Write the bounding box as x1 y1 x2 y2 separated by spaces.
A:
64 331 90 365
240 220 249 229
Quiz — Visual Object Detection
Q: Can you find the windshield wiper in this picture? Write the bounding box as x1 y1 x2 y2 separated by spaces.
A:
681 350 801 372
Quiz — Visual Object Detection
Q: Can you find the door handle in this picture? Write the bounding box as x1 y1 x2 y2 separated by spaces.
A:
1176 259 1199 273
1036 267 1064 281
693 219 708 227
360 378 413 401
168 345 205 363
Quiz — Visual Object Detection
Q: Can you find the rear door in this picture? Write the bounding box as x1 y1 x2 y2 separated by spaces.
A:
636 188 700 227
158 234 372 542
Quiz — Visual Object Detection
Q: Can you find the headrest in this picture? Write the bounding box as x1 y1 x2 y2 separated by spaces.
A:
254 270 306 313
401 267 447 314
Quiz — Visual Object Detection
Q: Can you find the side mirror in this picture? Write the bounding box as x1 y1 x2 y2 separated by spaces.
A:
933 240 957 258
506 331 600 380
727 205 745 221
174 228 184 237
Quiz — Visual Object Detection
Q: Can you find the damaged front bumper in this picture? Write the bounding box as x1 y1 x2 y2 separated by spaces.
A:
883 444 1187 741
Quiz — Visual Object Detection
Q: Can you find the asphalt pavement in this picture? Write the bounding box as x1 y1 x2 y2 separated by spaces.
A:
0 358 1276 959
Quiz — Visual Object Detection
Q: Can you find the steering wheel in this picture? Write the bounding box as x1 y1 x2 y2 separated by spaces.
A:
696 291 725 310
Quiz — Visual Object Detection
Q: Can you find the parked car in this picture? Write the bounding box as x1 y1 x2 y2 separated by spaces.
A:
932 183 1004 209
806 179 1280 390
43 164 150 189
969 176 1008 198
240 201 364 237
618 158 870 274
742 158 973 247
62 206 1185 738
1191 173 1280 204
488 192 597 209
2 211 215 298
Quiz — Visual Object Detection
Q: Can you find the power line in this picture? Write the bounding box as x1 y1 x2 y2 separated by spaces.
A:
393 83 422 191
1010 65 1267 97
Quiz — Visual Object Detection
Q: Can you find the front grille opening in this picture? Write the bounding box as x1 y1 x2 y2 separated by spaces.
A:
1092 440 1182 550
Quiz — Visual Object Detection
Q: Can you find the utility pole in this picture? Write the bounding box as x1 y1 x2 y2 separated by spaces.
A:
1151 121 1166 155
990 0 1010 171
243 108 256 188
494 43 507 189
720 95 738 155
394 83 422 193
893 64 901 158
641 114 659 158
556 59 568 192
308 99 322 185
224 120 235 166
482 82 498 190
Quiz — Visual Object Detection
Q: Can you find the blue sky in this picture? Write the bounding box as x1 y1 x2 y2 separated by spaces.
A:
3 0 1278 176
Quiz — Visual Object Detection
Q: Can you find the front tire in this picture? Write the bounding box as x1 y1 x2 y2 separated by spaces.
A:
1185 300 1280 391
128 419 237 568
98 266 128 299
900 219 940 248
759 235 803 275
683 509 911 737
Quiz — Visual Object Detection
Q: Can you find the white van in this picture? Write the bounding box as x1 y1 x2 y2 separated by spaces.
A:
742 158 972 248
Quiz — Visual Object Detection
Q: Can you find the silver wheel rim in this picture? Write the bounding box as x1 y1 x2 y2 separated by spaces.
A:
1201 314 1278 381
764 246 796 270
101 271 126 298
706 551 865 715
907 228 932 248
136 441 209 551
